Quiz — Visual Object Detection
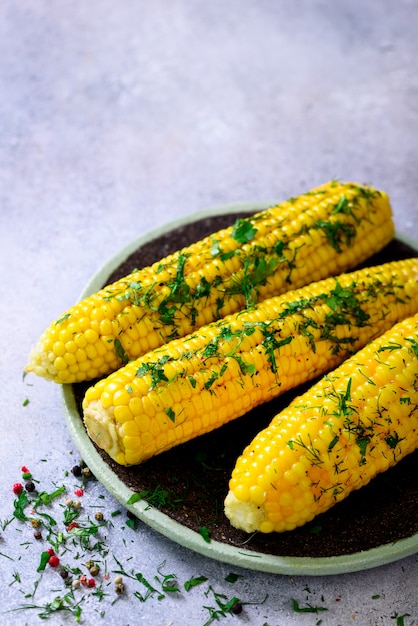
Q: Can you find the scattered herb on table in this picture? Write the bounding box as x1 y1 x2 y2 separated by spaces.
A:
3 463 270 624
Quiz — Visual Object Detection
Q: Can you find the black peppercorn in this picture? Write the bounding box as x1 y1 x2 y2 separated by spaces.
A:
231 601 243 615
25 481 36 492
71 465 82 477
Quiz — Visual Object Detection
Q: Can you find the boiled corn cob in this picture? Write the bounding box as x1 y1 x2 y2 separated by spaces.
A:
26 181 393 383
82 258 418 466
224 313 418 534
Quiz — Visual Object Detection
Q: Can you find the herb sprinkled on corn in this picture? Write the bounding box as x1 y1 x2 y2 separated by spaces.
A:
82 258 418 466
225 313 418 533
26 182 394 383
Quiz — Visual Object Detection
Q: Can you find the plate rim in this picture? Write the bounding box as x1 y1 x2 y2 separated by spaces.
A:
60 200 418 576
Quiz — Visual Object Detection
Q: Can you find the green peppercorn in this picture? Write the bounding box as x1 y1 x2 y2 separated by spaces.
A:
89 565 100 576
95 511 104 522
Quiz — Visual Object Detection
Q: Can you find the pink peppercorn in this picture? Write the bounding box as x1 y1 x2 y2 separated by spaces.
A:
67 521 80 531
21 466 30 474
13 483 23 495
74 488 84 497
87 578 96 588
48 555 60 568
46 547 55 556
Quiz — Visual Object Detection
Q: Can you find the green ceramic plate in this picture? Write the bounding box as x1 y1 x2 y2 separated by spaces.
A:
61 202 418 576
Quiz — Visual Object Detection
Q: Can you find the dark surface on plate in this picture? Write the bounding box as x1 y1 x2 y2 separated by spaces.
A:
73 213 418 558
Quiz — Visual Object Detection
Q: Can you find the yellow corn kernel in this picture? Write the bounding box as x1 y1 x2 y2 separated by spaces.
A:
225 313 418 533
83 258 418 466
26 182 394 383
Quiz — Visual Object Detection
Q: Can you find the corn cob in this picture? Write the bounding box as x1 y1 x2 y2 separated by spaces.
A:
26 181 393 383
82 258 418 466
225 313 418 534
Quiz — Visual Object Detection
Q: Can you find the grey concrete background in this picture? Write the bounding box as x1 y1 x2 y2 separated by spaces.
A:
1 1 418 624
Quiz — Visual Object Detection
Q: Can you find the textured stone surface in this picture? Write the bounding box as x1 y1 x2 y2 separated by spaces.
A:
1 1 418 624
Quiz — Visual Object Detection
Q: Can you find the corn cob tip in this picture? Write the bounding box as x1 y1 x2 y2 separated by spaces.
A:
83 400 126 465
25 340 54 381
224 491 267 534
25 332 69 382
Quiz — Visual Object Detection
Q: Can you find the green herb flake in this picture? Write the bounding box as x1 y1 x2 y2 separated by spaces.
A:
13 490 29 522
37 550 51 572
184 575 208 591
406 337 418 358
314 219 356 252
391 612 411 626
291 598 328 613
199 526 211 543
165 407 176 422
127 493 141 505
188 374 197 388
233 355 256 376
231 218 257 244
34 484 66 507
224 572 243 583
328 435 339 452
385 433 403 449
210 239 222 256
204 371 219 390
202 585 241 625
114 338 129 366
54 313 71 325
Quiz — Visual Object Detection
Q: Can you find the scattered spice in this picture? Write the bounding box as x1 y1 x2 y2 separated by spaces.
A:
231 601 243 615
115 581 125 595
71 465 82 477
48 555 60 568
